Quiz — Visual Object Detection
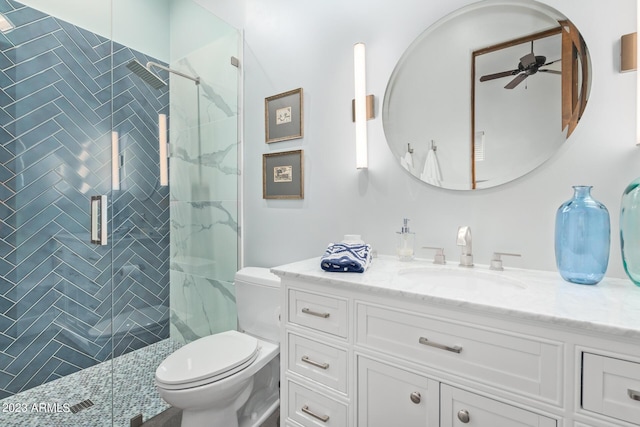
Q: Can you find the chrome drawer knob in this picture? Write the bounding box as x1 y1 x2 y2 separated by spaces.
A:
457 409 470 423
410 392 421 404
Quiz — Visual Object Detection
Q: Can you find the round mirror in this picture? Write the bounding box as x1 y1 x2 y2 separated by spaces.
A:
382 0 590 190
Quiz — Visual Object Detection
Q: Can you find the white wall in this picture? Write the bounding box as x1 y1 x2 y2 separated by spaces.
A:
185 0 638 279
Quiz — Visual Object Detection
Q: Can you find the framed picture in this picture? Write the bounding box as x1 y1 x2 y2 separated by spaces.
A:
265 88 303 143
263 150 304 199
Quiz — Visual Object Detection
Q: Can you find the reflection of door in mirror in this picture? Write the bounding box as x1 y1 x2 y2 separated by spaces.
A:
473 27 563 190
560 19 589 138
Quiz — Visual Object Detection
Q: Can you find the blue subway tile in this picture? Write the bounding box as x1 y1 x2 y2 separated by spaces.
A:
53 61 101 95
56 20 101 63
53 80 100 121
4 3 48 27
9 85 61 123
4 16 60 50
3 68 60 106
51 33 99 79
5 32 60 65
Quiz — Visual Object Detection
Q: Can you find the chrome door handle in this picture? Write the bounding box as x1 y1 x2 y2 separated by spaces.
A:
629 389 640 401
301 405 329 422
302 307 330 318
90 195 107 245
301 355 330 370
418 337 462 353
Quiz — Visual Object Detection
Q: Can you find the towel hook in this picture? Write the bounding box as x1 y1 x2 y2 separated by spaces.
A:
430 140 437 152
407 143 413 154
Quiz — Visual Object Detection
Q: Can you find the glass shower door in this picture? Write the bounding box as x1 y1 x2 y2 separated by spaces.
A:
110 0 240 424
0 1 115 426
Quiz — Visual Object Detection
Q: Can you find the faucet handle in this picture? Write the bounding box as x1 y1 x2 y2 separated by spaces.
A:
422 247 446 265
490 252 521 271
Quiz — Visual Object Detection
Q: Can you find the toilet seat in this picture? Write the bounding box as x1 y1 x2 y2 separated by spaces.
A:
156 330 260 390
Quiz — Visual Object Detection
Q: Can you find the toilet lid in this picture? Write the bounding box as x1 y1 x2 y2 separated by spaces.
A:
155 330 259 387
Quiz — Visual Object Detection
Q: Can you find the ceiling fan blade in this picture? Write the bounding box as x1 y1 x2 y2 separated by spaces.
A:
519 53 537 68
479 70 517 82
543 58 561 66
539 69 562 75
504 73 529 89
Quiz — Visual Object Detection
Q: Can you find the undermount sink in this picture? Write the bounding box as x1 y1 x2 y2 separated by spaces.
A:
397 267 527 291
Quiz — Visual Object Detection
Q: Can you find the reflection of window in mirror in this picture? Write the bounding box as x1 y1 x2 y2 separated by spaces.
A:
473 27 564 190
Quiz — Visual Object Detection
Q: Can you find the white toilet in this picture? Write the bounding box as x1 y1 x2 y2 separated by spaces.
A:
155 267 281 427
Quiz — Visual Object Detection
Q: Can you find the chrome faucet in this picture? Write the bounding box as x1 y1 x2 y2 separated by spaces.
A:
456 226 473 267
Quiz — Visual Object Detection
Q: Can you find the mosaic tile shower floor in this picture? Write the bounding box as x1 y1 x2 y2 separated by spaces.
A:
0 339 183 427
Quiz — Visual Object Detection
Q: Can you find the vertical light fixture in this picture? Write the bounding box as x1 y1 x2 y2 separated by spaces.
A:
353 42 369 169
159 114 168 186
111 131 120 190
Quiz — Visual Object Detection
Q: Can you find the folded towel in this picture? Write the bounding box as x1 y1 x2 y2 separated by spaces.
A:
420 147 442 186
320 243 372 273
400 151 415 175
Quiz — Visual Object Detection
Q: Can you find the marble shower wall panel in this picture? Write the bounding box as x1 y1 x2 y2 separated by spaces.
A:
169 270 236 343
169 35 239 344
170 200 238 277
171 118 238 202
0 0 169 398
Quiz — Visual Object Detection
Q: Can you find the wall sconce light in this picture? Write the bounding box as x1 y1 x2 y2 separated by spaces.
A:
159 114 168 186
621 32 637 72
111 131 120 190
353 42 374 169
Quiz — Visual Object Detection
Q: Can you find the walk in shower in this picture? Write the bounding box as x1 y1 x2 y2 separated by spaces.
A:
0 0 240 425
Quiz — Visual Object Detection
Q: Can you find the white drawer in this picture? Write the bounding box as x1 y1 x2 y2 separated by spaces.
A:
356 303 562 403
582 352 640 425
288 332 348 393
288 289 348 338
441 384 556 427
287 380 348 427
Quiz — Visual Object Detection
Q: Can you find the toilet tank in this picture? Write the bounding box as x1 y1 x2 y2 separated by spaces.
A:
235 267 281 343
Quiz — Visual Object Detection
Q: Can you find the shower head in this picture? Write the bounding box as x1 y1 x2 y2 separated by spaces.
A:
0 12 15 33
127 60 167 90
127 60 200 90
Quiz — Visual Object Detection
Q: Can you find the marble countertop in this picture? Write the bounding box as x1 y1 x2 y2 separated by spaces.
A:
271 255 640 340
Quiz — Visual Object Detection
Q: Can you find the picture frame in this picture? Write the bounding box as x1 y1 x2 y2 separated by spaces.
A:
265 88 303 143
263 150 304 199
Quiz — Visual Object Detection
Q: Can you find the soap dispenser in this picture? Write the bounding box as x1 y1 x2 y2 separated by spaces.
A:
396 218 415 261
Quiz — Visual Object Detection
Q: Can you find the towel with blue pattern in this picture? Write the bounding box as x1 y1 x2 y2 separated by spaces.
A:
320 243 372 273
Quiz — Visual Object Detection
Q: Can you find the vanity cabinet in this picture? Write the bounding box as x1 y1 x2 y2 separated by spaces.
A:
275 258 640 427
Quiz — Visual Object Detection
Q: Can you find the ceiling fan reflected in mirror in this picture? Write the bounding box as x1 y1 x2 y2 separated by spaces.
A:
479 41 561 89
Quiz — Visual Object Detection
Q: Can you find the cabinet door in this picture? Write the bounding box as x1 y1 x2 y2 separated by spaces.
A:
582 352 640 425
357 356 439 427
440 384 556 427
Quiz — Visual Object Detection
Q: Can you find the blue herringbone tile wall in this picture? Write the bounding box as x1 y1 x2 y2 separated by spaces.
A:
0 0 170 398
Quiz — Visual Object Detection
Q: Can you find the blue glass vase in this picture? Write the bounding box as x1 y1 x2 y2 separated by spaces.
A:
620 177 640 287
555 186 610 285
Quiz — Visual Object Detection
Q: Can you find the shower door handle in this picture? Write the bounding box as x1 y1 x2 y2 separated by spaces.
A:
90 195 108 245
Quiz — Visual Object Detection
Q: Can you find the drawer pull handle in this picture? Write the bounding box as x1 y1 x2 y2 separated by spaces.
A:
302 405 330 422
418 337 462 354
457 409 470 423
302 307 330 318
410 391 421 404
629 389 640 401
302 355 330 370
